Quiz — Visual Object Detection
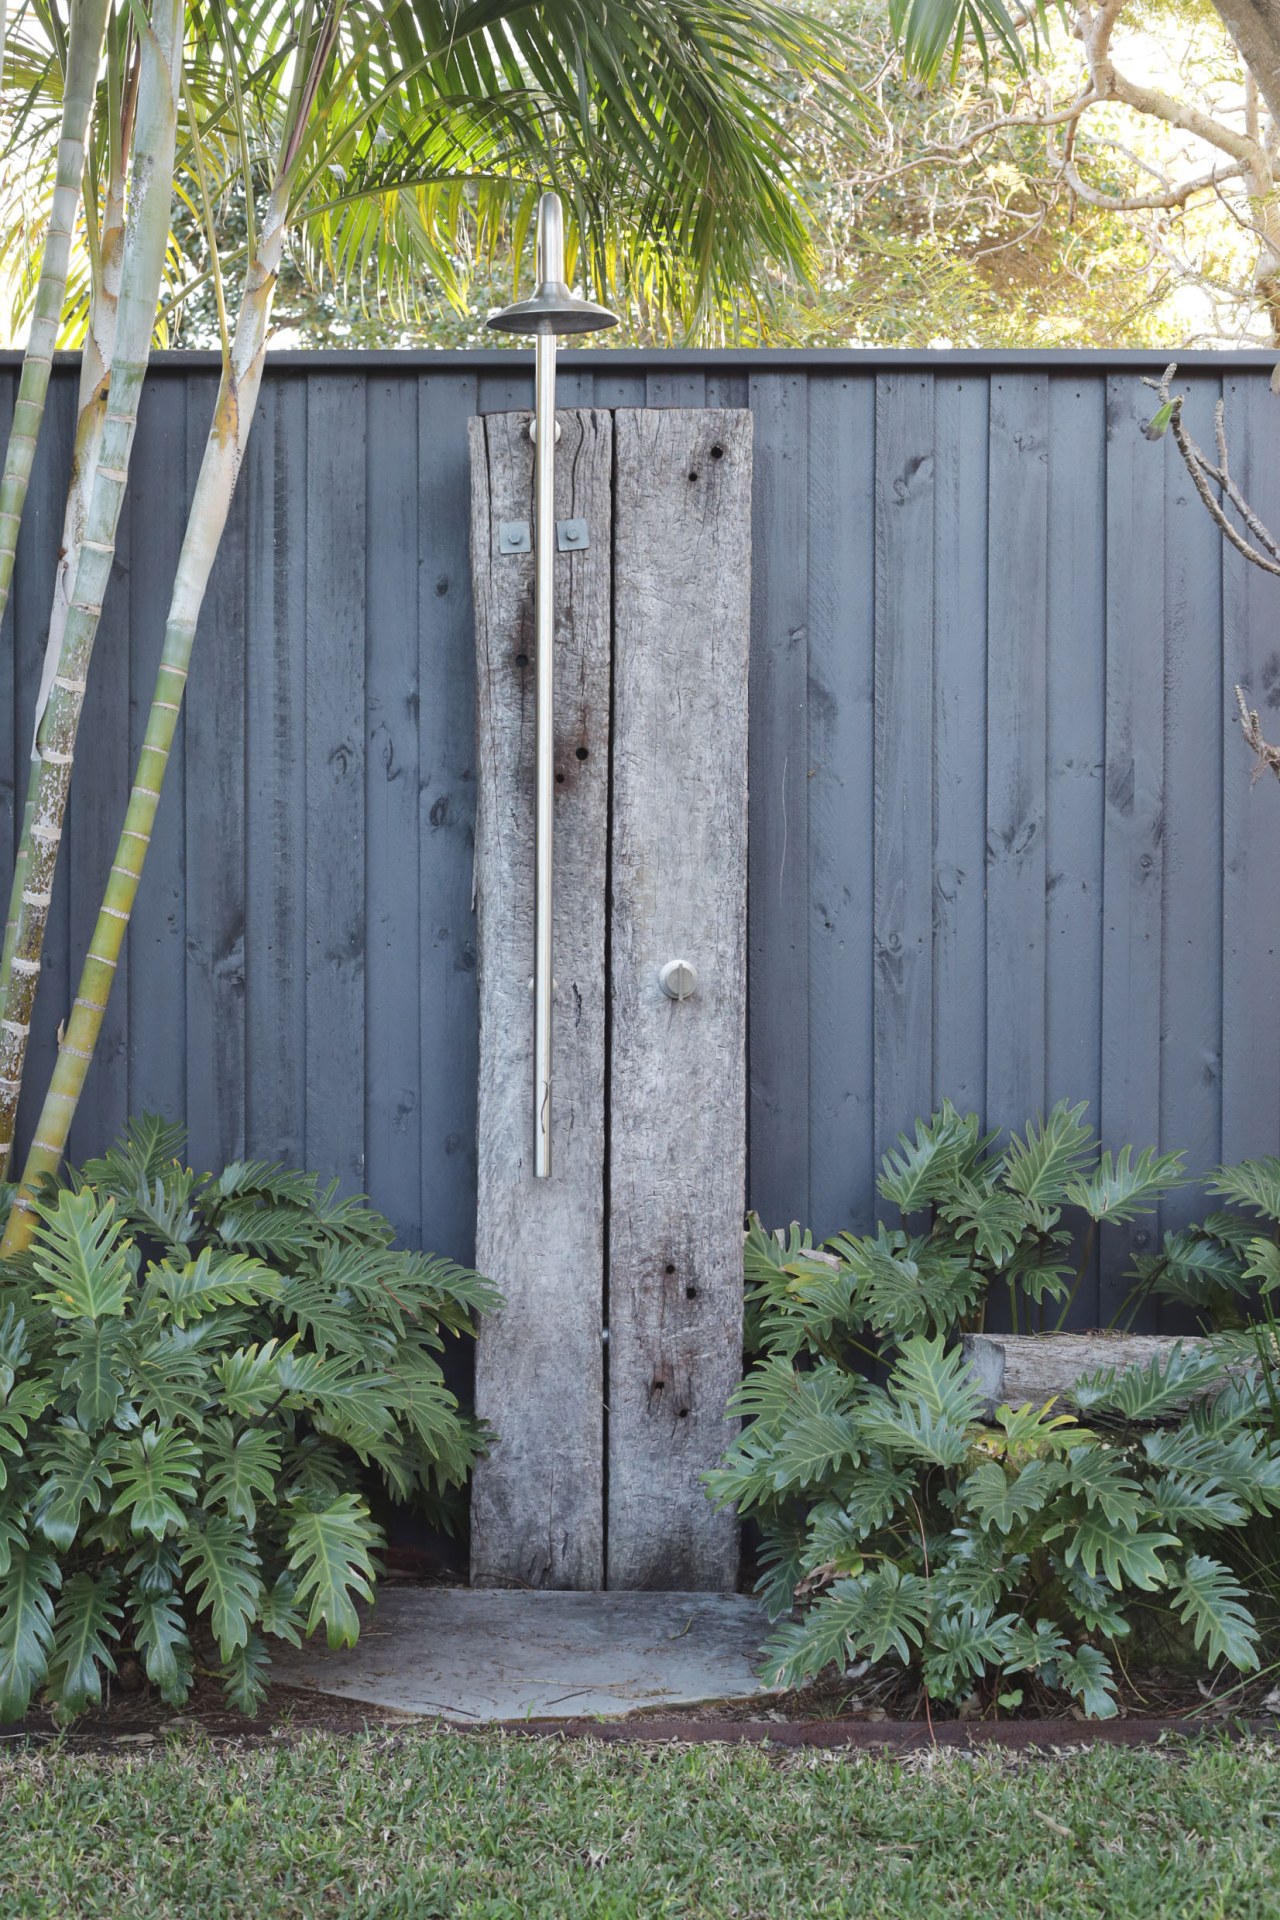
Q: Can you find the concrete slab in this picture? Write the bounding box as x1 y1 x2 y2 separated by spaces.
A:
270 1587 780 1724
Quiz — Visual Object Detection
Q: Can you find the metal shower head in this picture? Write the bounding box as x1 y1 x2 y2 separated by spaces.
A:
485 192 618 338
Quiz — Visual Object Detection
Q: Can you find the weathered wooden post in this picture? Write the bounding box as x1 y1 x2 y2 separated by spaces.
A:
469 403 753 1591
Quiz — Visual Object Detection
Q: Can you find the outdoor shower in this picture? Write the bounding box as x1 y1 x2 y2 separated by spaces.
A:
485 191 617 1178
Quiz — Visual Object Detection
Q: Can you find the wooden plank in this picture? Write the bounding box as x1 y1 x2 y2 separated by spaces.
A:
126 372 189 1134
1159 373 1224 1253
469 408 612 1589
645 372 706 409
607 407 751 1591
985 373 1048 1133
364 373 420 1243
1100 374 1166 1315
244 374 306 1167
304 373 366 1189
182 373 247 1173
1221 370 1280 1171
747 371 809 1227
1045 373 1107 1326
418 370 480 1263
932 374 989 1122
806 374 876 1239
873 374 934 1163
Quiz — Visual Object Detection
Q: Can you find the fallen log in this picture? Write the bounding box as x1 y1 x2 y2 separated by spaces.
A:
960 1331 1231 1421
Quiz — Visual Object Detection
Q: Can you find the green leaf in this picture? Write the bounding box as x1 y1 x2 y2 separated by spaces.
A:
921 1606 1017 1700
31 1189 133 1321
937 1183 1028 1268
1056 1515 1175 1590
831 1230 982 1341
151 1246 282 1326
1062 1445 1146 1527
79 1115 187 1197
960 1457 1063 1533
1002 1101 1095 1207
57 1318 128 1429
876 1101 988 1213
1135 1228 1252 1310
763 1566 931 1684
213 1338 291 1417
805 1456 918 1556
1059 1645 1118 1718
109 1427 201 1537
1169 1555 1259 1672
257 1573 305 1647
0 1547 60 1719
47 1571 121 1716
1067 1145 1185 1224
34 1425 113 1549
285 1494 379 1648
1072 1344 1226 1422
1208 1158 1280 1222
1149 1473 1247 1533
181 1520 263 1660
203 1420 281 1528
1143 398 1176 441
221 1632 271 1715
129 1588 191 1706
0 1376 52 1486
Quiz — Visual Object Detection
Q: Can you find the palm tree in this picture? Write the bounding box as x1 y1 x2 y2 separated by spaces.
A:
0 0 847 1243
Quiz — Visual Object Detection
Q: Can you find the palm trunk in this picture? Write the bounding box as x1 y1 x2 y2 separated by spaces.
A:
0 0 182 1177
4 185 289 1248
0 0 112 631
0 151 129 1027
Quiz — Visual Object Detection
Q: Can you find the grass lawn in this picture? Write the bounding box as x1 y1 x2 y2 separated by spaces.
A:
2 1729 1279 1918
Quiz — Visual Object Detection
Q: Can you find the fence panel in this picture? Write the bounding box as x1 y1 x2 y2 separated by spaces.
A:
2 348 1277 1333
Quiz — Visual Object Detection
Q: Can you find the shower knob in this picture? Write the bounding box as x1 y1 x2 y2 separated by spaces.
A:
659 959 698 1001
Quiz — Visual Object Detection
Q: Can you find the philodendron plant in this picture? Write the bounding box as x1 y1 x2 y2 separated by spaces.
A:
709 1102 1280 1717
0 1117 496 1720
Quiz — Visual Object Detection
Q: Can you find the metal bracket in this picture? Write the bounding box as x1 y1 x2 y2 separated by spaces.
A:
499 520 531 555
557 518 589 553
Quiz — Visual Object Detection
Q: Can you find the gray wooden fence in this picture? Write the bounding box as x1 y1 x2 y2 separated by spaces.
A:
2 346 1279 1325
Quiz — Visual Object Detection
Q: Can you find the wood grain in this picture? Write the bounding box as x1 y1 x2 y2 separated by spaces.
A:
469 408 612 1589
607 408 751 1590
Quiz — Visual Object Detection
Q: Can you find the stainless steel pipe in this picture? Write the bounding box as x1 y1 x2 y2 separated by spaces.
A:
484 191 617 1178
532 315 557 1176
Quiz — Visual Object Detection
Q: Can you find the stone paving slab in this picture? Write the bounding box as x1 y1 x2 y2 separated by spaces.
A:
271 1587 780 1723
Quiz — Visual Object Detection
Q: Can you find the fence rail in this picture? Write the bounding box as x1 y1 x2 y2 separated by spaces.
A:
1 349 1278 1325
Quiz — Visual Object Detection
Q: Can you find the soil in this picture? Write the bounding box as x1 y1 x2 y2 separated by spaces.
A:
4 1653 1276 1757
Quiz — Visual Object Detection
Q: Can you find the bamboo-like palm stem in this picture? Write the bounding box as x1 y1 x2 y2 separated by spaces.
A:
0 0 112 631
0 0 183 1179
0 142 130 1024
4 181 290 1248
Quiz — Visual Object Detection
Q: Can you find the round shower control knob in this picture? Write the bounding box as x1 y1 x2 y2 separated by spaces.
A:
659 959 698 1001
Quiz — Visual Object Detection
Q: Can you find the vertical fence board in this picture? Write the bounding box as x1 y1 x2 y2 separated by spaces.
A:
469 409 612 1589
1100 376 1167 1312
873 374 935 1156
126 375 189 1131
747 372 810 1225
1221 373 1280 1172
418 373 481 1262
1045 374 1107 1323
807 374 876 1238
364 375 421 1244
985 374 1048 1134
304 374 366 1189
182 375 247 1172
932 375 989 1122
607 408 751 1590
244 375 306 1166
1161 375 1225 1250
